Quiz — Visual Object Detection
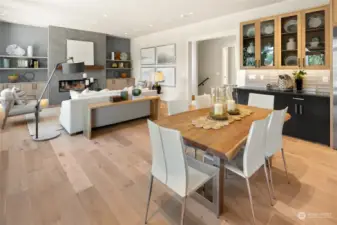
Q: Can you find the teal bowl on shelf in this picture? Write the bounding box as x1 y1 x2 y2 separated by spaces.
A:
132 88 142 97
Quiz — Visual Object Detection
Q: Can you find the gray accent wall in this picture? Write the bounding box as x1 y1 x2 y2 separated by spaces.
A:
48 26 107 105
0 22 48 83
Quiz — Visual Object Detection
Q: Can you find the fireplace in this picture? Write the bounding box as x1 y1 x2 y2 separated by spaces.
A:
59 79 98 92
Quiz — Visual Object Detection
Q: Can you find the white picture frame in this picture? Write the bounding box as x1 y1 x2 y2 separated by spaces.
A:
141 47 156 65
156 44 176 65
156 67 176 87
67 40 94 65
141 67 155 82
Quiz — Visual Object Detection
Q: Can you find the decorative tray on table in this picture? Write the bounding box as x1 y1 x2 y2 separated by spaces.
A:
228 108 240 115
208 112 228 121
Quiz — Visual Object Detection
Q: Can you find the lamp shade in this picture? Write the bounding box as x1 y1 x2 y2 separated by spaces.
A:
61 62 85 74
154 71 164 82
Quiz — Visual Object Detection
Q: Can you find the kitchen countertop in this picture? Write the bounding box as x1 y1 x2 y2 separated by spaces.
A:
235 86 330 98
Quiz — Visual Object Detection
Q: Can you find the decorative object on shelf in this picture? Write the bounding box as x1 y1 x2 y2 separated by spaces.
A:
227 100 236 112
246 26 255 37
141 67 155 81
115 52 121 60
124 62 130 68
247 42 255 54
309 37 320 48
121 73 127 78
307 54 324 66
262 43 274 66
120 91 128 100
33 60 39 68
23 72 35 81
120 52 128 61
156 44 176 64
27 46 33 57
246 57 255 66
8 74 19 83
6 44 25 56
118 62 124 68
308 14 323 29
111 52 115 60
132 88 142 97
284 19 297 33
156 67 175 87
262 23 274 35
153 71 164 94
3 58 10 68
110 95 122 102
278 74 293 91
29 59 38 68
286 38 296 50
292 70 306 91
112 62 118 68
141 47 156 65
17 59 29 68
285 55 297 66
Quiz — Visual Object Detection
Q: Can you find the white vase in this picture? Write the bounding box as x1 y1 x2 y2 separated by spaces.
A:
286 38 296 50
27 46 33 57
247 42 255 54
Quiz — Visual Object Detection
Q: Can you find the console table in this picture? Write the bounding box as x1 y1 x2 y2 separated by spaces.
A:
83 96 160 139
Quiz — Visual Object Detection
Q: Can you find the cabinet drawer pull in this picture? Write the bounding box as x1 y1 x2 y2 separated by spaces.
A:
295 104 298 114
299 105 303 115
297 58 300 67
293 97 304 101
303 58 305 67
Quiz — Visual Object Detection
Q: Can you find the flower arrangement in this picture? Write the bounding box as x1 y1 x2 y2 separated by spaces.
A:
292 70 306 80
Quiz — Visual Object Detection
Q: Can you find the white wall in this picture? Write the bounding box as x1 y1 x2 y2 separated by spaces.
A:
131 0 328 101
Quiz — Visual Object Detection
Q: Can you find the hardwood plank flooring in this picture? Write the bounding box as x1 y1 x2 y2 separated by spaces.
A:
0 104 337 225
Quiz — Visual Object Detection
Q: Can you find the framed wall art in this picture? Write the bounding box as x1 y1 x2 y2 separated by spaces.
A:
141 67 155 81
156 44 176 64
141 47 156 65
156 67 176 87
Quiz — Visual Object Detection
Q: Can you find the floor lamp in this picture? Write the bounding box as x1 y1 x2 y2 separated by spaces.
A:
33 57 85 141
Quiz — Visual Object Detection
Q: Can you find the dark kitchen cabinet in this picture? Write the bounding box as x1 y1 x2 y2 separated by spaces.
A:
236 88 330 145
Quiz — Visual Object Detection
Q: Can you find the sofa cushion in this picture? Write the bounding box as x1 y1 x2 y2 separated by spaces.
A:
70 90 80 99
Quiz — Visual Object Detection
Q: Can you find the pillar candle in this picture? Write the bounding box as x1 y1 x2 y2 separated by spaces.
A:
227 100 236 111
82 73 87 79
85 80 90 86
90 77 94 83
214 103 223 115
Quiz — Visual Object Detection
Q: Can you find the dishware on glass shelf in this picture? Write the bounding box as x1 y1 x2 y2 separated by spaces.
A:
262 23 274 35
284 19 297 33
246 57 255 66
308 15 323 29
307 54 324 65
246 26 255 37
3 58 10 68
247 42 255 54
286 38 296 50
8 74 19 83
285 55 298 66
120 52 128 61
309 37 320 48
27 46 33 57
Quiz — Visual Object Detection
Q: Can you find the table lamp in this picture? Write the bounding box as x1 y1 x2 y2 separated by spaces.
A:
33 57 85 141
153 71 164 94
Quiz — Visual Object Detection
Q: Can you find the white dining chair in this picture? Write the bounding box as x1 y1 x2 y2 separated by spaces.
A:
224 117 273 224
145 120 219 225
265 107 290 198
167 100 189 116
248 93 274 109
195 94 211 109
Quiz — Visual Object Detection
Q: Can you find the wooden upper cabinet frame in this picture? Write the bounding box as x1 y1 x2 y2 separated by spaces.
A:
258 16 278 69
331 0 337 27
240 20 260 69
301 5 330 69
277 11 302 69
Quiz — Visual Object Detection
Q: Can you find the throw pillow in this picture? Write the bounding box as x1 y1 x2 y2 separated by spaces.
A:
12 86 27 105
0 88 14 99
69 90 80 99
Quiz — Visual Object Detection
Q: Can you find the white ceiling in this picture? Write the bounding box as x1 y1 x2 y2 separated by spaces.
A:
0 0 284 38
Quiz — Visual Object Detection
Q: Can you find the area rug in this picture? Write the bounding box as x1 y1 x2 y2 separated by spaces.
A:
25 107 63 136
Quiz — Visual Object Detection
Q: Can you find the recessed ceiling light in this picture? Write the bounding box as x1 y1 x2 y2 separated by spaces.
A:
124 32 128 35
103 14 108 17
0 12 5 16
148 24 153 27
181 12 194 18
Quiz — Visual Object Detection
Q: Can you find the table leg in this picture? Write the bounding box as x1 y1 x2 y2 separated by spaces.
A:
150 99 159 120
213 156 225 218
83 108 92 140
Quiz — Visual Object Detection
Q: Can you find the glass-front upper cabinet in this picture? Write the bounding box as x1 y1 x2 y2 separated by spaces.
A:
279 13 301 69
241 21 258 69
259 18 277 68
302 7 330 69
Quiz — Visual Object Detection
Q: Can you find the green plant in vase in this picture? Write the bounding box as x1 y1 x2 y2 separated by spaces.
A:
292 70 306 91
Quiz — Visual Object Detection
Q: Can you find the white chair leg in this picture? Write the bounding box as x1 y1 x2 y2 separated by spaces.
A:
267 157 276 199
144 175 154 224
245 178 256 224
263 163 274 206
281 148 290 184
180 197 187 225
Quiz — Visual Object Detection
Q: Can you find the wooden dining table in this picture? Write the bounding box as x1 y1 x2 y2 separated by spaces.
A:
155 104 291 217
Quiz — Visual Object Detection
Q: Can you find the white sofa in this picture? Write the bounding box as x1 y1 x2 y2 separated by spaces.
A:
59 88 157 134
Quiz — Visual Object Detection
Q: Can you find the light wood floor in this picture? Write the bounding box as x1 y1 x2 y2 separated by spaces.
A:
0 105 337 225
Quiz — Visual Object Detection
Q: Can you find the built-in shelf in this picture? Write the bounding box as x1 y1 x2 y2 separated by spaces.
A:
0 68 47 70
56 65 104 71
106 68 133 70
106 59 132 62
0 55 48 59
